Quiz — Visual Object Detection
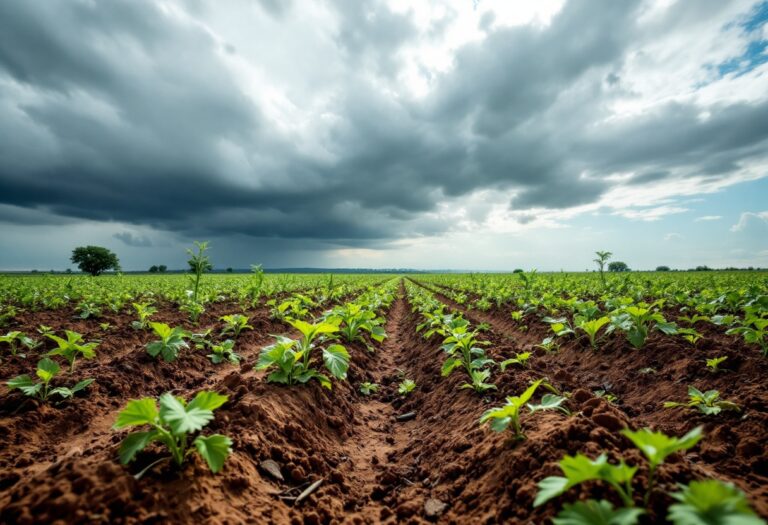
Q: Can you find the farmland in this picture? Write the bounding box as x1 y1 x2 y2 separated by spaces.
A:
0 270 767 524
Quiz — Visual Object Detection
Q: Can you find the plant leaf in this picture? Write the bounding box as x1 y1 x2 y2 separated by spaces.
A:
323 344 349 380
115 398 159 428
187 391 228 412
553 500 644 525
118 430 160 465
194 434 233 473
159 392 213 435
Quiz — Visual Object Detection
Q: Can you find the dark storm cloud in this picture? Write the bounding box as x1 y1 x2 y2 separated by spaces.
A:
114 232 153 247
0 0 767 251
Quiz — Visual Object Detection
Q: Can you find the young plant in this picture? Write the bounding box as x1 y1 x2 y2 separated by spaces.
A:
206 339 240 365
219 314 253 338
534 337 559 353
131 302 157 330
113 391 232 474
36 325 54 336
705 356 728 373
480 379 544 440
398 378 416 396
146 322 190 363
622 426 702 505
329 303 387 345
667 480 764 525
440 326 495 393
76 301 102 319
1 331 40 357
499 352 531 371
575 316 610 349
7 357 94 401
609 306 677 349
594 250 612 287
46 330 99 372
664 386 739 416
247 264 265 306
359 382 379 395
186 241 211 304
535 453 639 508
542 317 575 338
180 299 205 325
726 317 768 357
460 368 497 393
255 319 349 389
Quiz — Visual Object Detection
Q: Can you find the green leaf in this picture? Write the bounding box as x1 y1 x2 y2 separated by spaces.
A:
7 375 41 396
621 426 702 469
528 394 570 415
118 430 160 465
114 398 159 428
49 386 75 398
667 480 764 525
187 391 228 412
441 356 462 376
70 378 95 394
370 325 386 342
322 344 349 380
535 476 570 507
159 392 214 435
194 434 233 473
553 500 644 525
36 357 60 382
534 453 637 507
149 322 172 339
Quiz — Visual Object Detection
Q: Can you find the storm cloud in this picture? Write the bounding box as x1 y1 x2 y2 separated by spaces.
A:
0 0 767 268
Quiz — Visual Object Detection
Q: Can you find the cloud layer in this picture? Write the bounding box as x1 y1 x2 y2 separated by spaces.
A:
0 0 767 266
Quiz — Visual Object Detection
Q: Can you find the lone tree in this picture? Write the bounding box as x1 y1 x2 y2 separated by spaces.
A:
71 246 120 276
656 265 670 272
608 261 630 272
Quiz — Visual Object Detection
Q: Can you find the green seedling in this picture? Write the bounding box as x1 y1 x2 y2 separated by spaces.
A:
664 386 739 416
705 356 728 373
131 302 157 330
1 331 40 356
46 330 98 372
726 317 768 356
207 339 240 365
499 352 531 371
114 391 232 475
667 480 765 525
460 368 497 393
146 322 190 363
480 379 544 440
359 382 379 396
576 316 610 349
535 453 638 508
256 319 349 389
622 426 703 505
219 314 253 338
7 357 94 401
328 303 387 344
398 378 416 396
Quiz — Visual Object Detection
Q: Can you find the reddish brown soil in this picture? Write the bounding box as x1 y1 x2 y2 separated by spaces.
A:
0 280 766 524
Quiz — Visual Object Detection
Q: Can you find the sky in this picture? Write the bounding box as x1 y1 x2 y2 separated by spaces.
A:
0 0 767 272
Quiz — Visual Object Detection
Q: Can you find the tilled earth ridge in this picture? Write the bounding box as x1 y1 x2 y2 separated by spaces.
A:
0 280 765 523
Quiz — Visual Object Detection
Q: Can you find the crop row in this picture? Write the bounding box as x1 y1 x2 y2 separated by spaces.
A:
403 280 764 524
